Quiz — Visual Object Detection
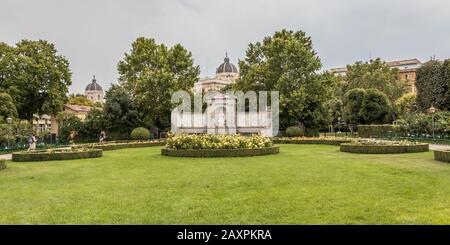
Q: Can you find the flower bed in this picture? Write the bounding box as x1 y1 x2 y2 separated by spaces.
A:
434 150 450 163
12 147 103 162
166 134 273 150
0 159 6 170
340 139 429 154
162 134 278 157
161 146 279 157
79 140 165 151
274 136 353 145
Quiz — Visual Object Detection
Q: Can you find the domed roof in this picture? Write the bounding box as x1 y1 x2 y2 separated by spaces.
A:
85 75 103 91
216 53 238 74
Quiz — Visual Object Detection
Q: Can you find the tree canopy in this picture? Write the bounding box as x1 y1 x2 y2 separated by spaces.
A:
233 29 335 132
416 59 450 111
0 40 72 120
342 58 409 104
68 94 93 106
118 37 200 129
0 92 18 121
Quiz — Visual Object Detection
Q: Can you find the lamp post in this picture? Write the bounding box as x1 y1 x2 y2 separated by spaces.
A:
429 106 436 140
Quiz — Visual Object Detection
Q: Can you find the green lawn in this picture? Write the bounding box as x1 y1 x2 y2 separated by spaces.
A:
1 144 450 224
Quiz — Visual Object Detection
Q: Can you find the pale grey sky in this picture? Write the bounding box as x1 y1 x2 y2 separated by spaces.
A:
1 0 450 93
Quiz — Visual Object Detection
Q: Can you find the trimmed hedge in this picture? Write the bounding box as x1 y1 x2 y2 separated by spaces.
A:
12 148 103 162
273 138 352 146
286 126 304 137
81 141 165 151
161 146 279 157
357 125 399 138
0 159 6 170
340 143 429 154
434 150 450 163
131 127 150 140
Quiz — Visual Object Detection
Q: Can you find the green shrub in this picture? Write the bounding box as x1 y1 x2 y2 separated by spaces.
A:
286 126 304 137
161 146 279 157
357 125 399 138
12 148 103 162
130 127 150 140
435 150 450 163
305 128 320 137
340 142 429 154
0 159 6 170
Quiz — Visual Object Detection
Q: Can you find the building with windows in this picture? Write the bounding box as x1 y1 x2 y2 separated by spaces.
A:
330 58 422 93
172 54 274 136
85 75 104 103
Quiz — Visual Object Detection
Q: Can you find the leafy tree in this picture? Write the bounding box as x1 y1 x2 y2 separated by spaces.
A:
324 98 344 126
343 58 409 104
395 93 417 119
359 89 392 124
344 88 366 125
0 40 72 121
416 59 450 111
118 37 200 129
0 92 18 120
103 84 142 134
233 29 335 131
68 94 93 106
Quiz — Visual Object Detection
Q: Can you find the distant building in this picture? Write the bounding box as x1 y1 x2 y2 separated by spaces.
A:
330 59 422 94
193 53 240 93
85 75 104 103
172 54 274 136
63 104 92 121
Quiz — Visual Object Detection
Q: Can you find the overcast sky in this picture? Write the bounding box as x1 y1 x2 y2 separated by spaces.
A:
2 0 450 93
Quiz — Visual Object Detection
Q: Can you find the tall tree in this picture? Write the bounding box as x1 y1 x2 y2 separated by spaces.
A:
344 88 366 125
118 37 199 129
359 89 392 124
416 59 450 111
343 58 409 104
0 92 18 121
68 94 93 106
0 40 72 120
233 29 335 131
103 84 142 133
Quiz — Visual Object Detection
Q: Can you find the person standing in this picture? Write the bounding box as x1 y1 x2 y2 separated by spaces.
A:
27 133 37 151
99 131 107 143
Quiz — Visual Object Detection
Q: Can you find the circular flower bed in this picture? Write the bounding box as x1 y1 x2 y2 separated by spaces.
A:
340 139 429 154
162 134 279 157
12 147 103 162
274 136 353 145
434 150 450 163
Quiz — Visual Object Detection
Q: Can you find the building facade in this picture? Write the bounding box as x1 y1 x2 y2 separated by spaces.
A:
330 58 422 94
85 75 104 103
172 54 274 136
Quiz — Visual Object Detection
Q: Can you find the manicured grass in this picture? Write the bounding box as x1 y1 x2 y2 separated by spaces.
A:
1 144 450 224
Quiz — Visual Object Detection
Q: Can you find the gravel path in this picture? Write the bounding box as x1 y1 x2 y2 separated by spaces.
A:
0 154 12 160
430 144 450 151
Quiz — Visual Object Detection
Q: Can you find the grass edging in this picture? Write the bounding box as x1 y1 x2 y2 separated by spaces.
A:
161 146 279 157
12 149 103 162
434 150 450 163
273 139 352 145
340 143 429 154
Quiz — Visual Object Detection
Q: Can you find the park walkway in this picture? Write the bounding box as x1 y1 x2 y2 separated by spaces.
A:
1 144 449 161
